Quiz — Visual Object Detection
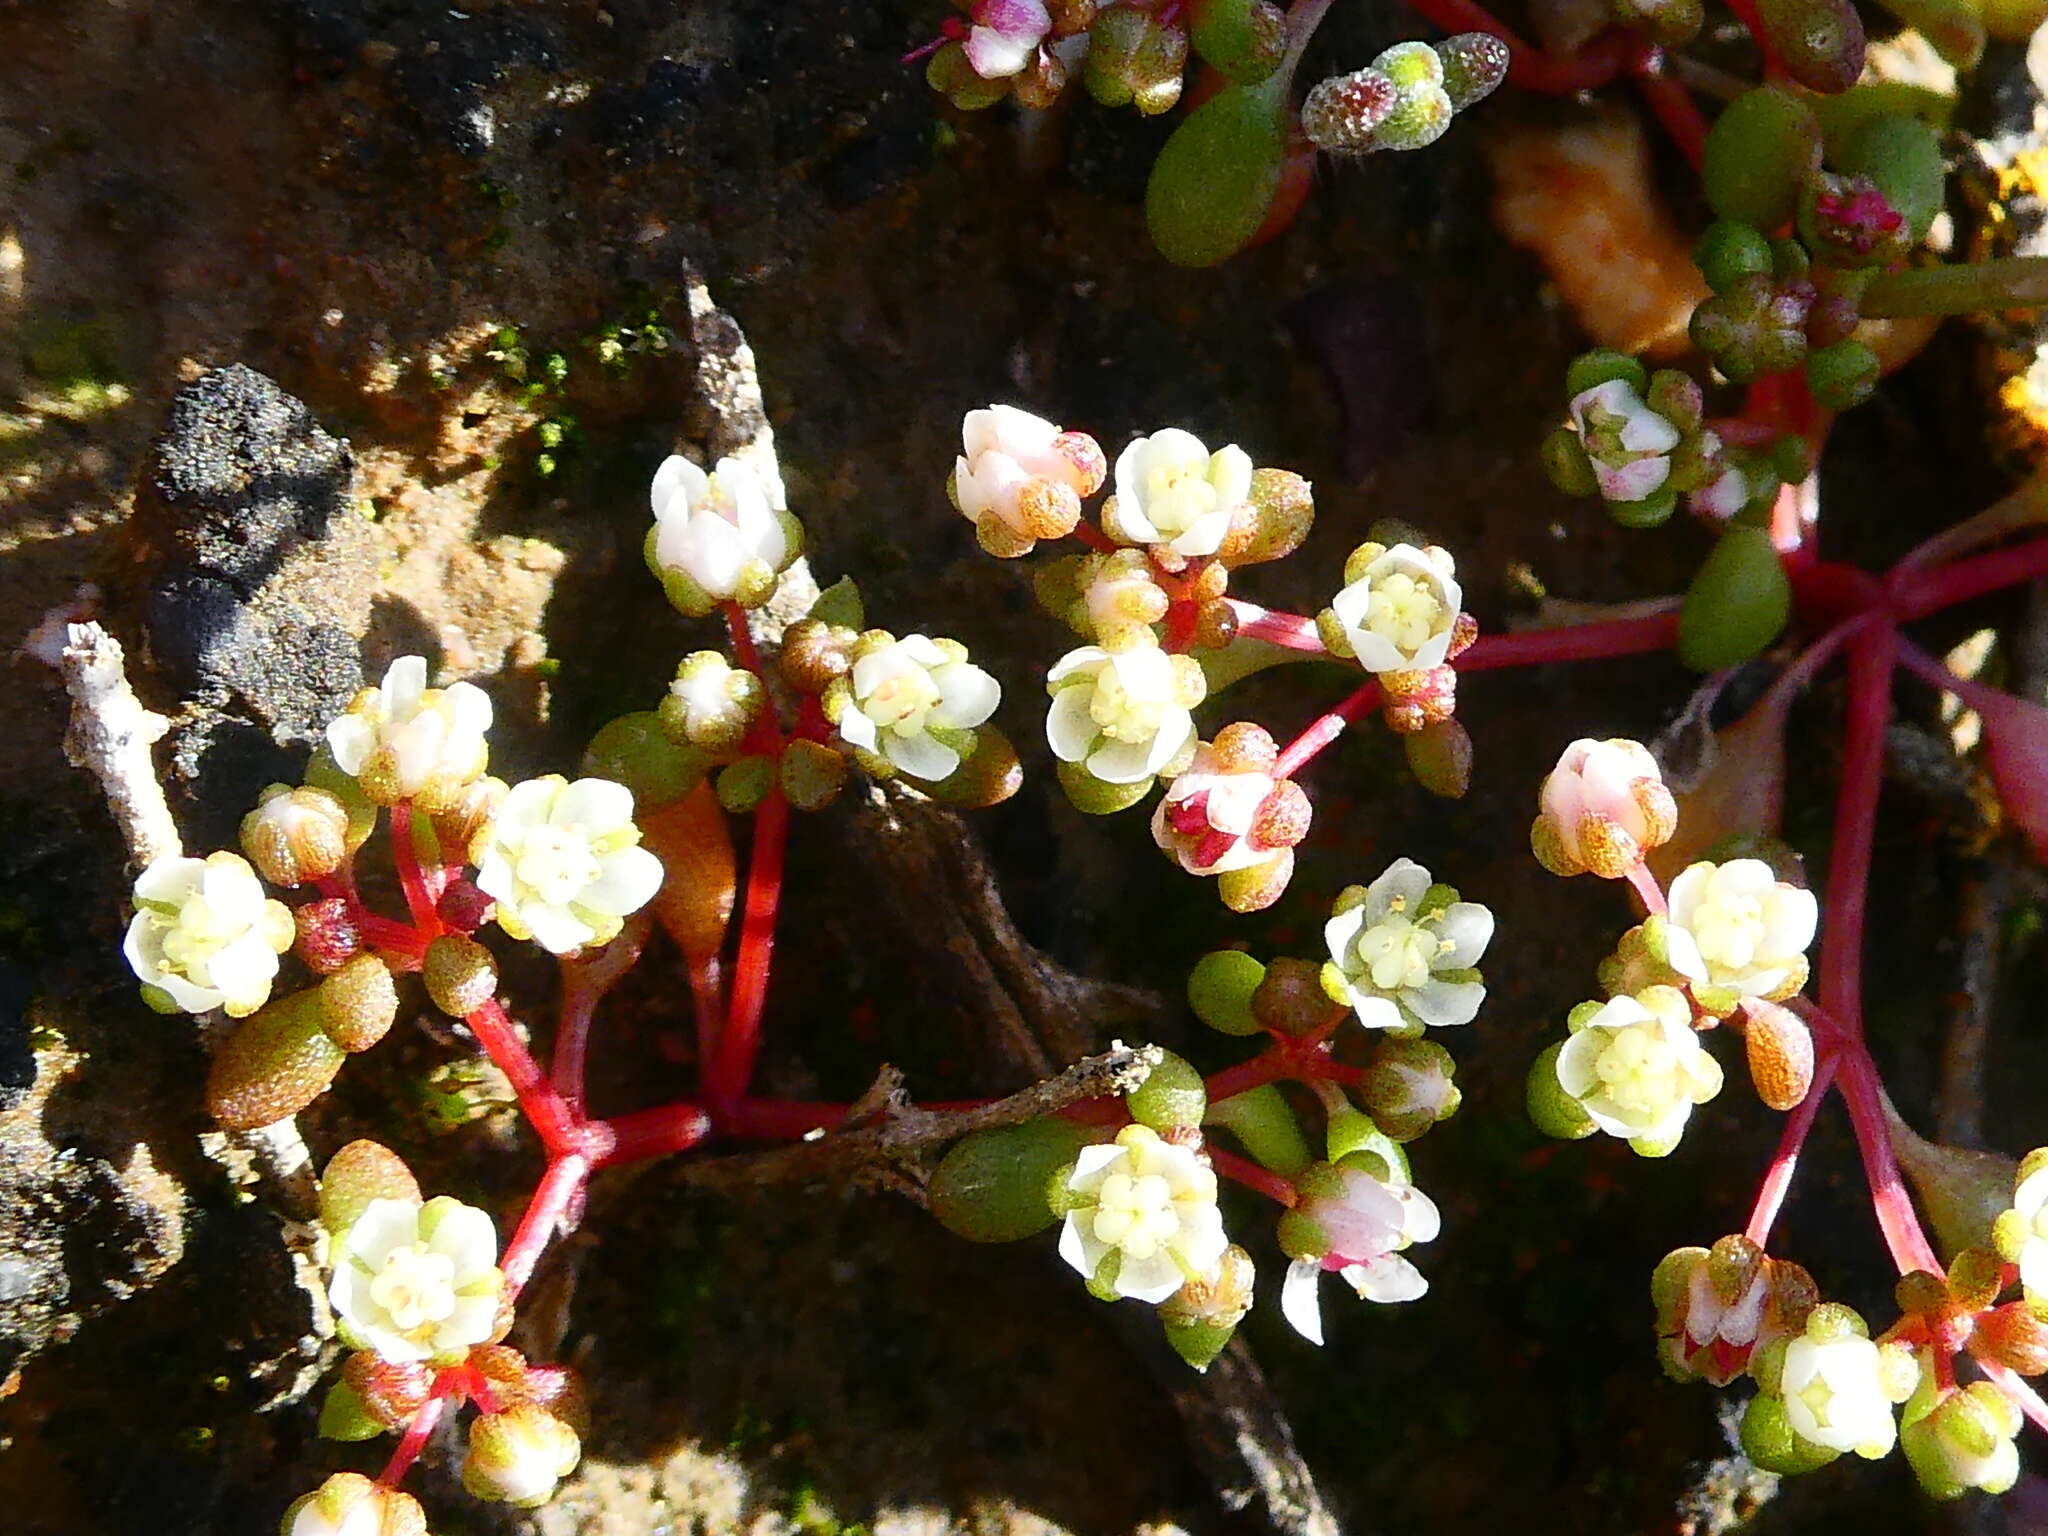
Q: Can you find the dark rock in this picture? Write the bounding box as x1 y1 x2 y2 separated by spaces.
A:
0 964 34 1112
132 366 375 834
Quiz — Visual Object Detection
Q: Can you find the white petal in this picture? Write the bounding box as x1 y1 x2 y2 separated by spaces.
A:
1068 1142 1126 1186
520 900 599 956
964 25 1033 77
1402 977 1484 1027
584 846 666 918
133 856 204 906
651 454 707 518
420 1197 499 1272
1665 862 1712 926
326 715 376 777
1046 647 1108 688
1349 994 1406 1032
931 663 1001 730
382 656 428 716
443 680 494 739
1087 738 1160 785
885 730 960 782
836 705 878 752
1116 1249 1186 1305
1345 1253 1428 1303
1661 922 1707 984
1323 906 1367 968
1139 712 1195 777
1046 687 1099 762
1435 903 1493 967
1366 858 1432 924
1057 1213 1097 1279
553 777 635 834
344 1198 425 1272
1281 1258 1327 1345
438 1293 502 1352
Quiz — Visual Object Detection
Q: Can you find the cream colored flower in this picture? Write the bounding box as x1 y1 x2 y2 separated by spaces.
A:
1664 859 1817 1004
326 655 492 811
951 405 1105 556
1323 543 1462 675
463 1404 582 1507
282 1473 426 1536
474 776 665 955
1045 641 1204 785
1554 986 1722 1154
1531 737 1677 879
1322 858 1492 1034
1059 1124 1228 1304
1780 1330 1906 1458
829 633 1000 781
1104 429 1252 560
1568 378 1682 503
647 454 800 615
329 1195 503 1362
1994 1149 2048 1310
124 851 295 1017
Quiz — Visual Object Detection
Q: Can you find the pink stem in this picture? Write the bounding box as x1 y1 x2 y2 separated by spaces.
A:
1627 44 1706 171
1273 682 1384 780
500 1153 590 1297
377 1393 447 1488
312 870 432 960
1982 1360 2048 1435
1895 637 2012 720
1819 624 1896 1036
1227 602 1327 653
1209 1145 1300 1207
707 787 790 1104
389 803 445 938
1455 612 1680 671
1835 1034 1944 1276
465 997 583 1158
551 916 652 1114
1624 861 1667 916
1743 1050 1838 1248
1897 537 2048 619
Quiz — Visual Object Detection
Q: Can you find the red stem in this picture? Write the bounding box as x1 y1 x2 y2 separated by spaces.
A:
1073 521 1117 554
465 998 583 1158
500 1153 590 1297
551 915 652 1115
312 869 432 960
1834 1038 1944 1276
377 1392 447 1488
1228 602 1327 653
1456 612 1680 671
1627 44 1706 172
592 1100 715 1166
1273 681 1384 780
1742 1050 1838 1248
389 803 445 938
1209 1145 1300 1206
706 787 790 1104
1819 624 1896 1037
1895 536 2048 619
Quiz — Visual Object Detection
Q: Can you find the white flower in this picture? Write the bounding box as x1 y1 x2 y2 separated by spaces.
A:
1322 858 1492 1034
1555 986 1723 1152
1663 859 1817 1003
1903 1383 2023 1498
1058 1124 1228 1304
1280 1163 1440 1345
951 405 1104 553
1104 429 1252 560
648 454 798 614
1569 378 1681 504
1531 736 1676 879
283 1473 425 1536
1046 642 1204 785
474 776 665 955
326 655 493 809
1779 1331 1904 1457
963 0 1051 78
124 851 295 1017
1151 745 1280 877
1994 1151 2048 1308
1325 543 1462 675
329 1195 504 1362
831 633 1000 781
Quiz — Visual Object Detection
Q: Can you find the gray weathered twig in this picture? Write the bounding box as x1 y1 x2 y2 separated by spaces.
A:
59 622 181 871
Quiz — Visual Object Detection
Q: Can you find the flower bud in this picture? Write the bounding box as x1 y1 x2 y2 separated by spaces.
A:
778 738 848 812
206 989 347 1129
1379 665 1457 734
1159 1243 1258 1369
660 651 765 758
282 1472 426 1536
779 618 858 694
1215 466 1314 567
241 784 351 887
341 1349 435 1431
715 755 773 815
294 896 362 975
424 933 499 1018
318 953 399 1053
1084 9 1188 116
1651 1235 1816 1384
462 1403 582 1507
1973 1300 2048 1374
1357 1037 1461 1141
929 1117 1092 1243
1403 716 1472 798
1754 0 1864 94
1532 737 1676 879
319 1139 421 1238
436 876 495 933
1902 1379 2022 1499
1253 956 1338 1036
1690 273 1813 384
430 773 507 864
926 40 1010 110
1799 173 1909 270
1300 67 1398 153
1735 998 1815 1111
1805 340 1880 413
1064 548 1171 647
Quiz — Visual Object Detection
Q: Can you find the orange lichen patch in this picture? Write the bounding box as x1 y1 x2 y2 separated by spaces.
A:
1488 110 1711 358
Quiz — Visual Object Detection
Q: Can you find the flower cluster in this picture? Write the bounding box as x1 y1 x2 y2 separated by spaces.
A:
1315 539 1477 734
1298 35 1510 157
1541 353 1727 530
645 452 802 618
1526 738 1820 1158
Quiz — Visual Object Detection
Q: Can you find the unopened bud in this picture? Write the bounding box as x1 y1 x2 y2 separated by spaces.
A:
1216 467 1314 567
1755 0 1865 94
436 876 495 933
661 651 765 756
282 1472 427 1536
715 755 774 815
462 1403 582 1508
1254 956 1337 1035
1358 1037 1461 1140
779 618 857 693
930 1118 1092 1243
1380 665 1457 733
1403 717 1472 798
1533 737 1677 879
1300 67 1398 153
318 953 399 1053
1192 597 1238 649
424 933 499 1018
1085 9 1188 115
1128 1048 1207 1133
1435 32 1510 108
1736 998 1815 1111
294 896 362 975
241 784 351 887
1975 1301 2048 1375
431 775 507 863
206 989 346 1130
319 1139 420 1237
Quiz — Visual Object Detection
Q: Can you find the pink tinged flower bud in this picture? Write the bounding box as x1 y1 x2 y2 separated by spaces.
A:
1301 67 1398 155
963 0 1052 79
952 405 1103 556
1652 1236 1816 1385
1532 737 1677 879
295 896 362 975
462 1403 582 1507
436 876 496 934
282 1472 427 1536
